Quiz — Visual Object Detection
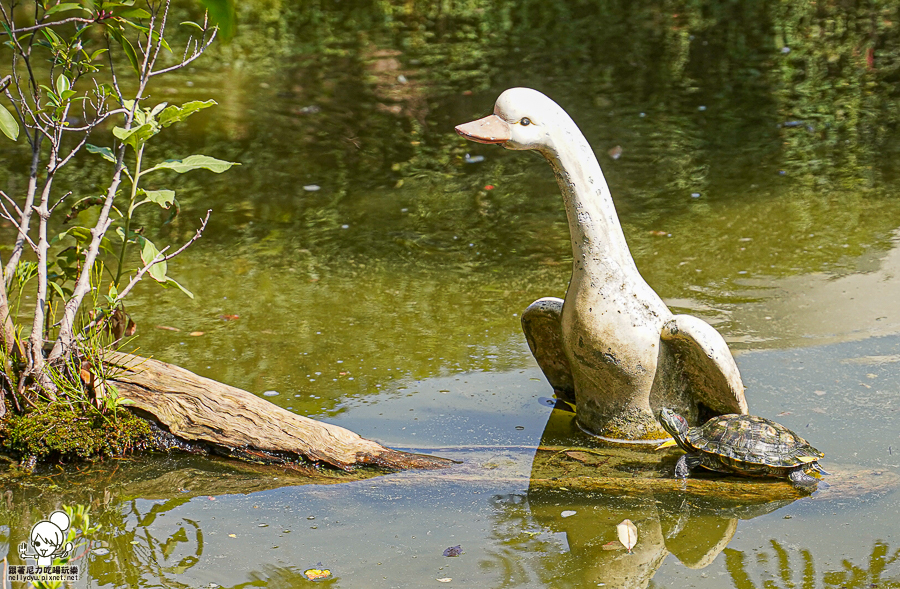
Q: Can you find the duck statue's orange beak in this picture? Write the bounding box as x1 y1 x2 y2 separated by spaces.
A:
455 114 510 144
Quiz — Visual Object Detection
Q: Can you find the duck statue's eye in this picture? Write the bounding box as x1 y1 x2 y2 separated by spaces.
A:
520 117 532 126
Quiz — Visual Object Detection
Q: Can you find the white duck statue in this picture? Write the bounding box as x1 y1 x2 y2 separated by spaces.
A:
456 88 748 441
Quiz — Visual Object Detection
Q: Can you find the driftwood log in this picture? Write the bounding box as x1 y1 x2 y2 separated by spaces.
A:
104 352 452 471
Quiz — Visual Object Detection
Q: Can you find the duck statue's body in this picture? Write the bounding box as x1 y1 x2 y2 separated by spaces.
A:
456 88 748 440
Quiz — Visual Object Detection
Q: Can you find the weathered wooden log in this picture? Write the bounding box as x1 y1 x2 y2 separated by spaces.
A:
104 352 452 471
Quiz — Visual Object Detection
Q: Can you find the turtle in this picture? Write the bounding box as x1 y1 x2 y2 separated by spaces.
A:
657 408 828 490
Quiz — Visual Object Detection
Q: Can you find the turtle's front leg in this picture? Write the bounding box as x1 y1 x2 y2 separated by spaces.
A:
674 454 703 479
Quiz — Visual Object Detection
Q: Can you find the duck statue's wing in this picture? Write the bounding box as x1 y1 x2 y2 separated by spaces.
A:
521 297 575 403
661 314 748 416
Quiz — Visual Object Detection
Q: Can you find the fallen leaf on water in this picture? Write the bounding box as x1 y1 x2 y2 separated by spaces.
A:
602 540 625 551
155 325 180 331
777 411 792 416
608 145 623 160
437 578 452 583
219 314 240 321
649 230 669 237
443 545 463 557
228 534 236 538
189 331 204 336
304 567 332 581
617 519 638 553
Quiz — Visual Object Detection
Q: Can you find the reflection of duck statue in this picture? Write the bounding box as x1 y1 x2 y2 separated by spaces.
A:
456 88 748 440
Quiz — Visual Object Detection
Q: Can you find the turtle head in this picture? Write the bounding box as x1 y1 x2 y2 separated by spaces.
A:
658 408 690 447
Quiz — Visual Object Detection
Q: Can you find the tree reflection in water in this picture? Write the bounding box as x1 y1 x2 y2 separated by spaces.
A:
726 539 900 589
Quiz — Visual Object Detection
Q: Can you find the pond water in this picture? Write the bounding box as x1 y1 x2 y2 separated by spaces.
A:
2 1 900 587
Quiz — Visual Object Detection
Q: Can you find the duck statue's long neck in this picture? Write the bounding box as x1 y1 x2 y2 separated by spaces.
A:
540 123 637 275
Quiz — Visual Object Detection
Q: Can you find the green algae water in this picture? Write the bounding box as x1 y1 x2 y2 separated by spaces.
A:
1 1 900 587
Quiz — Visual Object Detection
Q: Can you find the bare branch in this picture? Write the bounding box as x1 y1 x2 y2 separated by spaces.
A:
163 209 211 262
60 107 124 134
25 151 58 385
0 205 35 253
105 36 126 106
8 16 95 33
112 245 169 304
4 136 44 287
149 28 217 77
146 0 171 74
0 191 23 218
48 191 72 214
112 209 210 305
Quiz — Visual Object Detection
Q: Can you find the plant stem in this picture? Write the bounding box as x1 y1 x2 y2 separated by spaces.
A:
114 145 144 287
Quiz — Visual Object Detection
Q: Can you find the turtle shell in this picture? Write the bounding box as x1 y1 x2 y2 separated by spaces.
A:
686 414 824 472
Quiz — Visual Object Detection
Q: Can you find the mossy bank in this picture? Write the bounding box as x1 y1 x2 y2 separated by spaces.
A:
0 401 153 465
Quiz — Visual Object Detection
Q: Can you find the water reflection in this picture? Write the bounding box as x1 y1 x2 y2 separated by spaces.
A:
481 486 806 589
726 540 900 589
509 408 805 588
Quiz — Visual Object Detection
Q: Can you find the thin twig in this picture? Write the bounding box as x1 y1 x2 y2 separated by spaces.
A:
61 107 125 133
9 16 95 33
0 191 23 218
0 203 35 251
149 28 217 77
111 209 210 305
48 191 72 214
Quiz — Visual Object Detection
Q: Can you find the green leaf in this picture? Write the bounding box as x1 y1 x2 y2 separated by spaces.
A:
138 237 167 282
0 104 19 141
140 189 175 208
158 100 216 127
147 155 238 174
180 21 205 32
86 144 116 163
150 102 168 116
165 276 194 299
48 280 66 298
110 6 151 18
40 27 63 46
106 26 140 75
200 0 235 40
62 194 105 222
56 74 70 96
44 2 85 16
53 226 93 245
112 121 158 149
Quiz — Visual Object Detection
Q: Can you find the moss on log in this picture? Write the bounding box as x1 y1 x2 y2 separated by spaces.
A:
104 352 452 471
